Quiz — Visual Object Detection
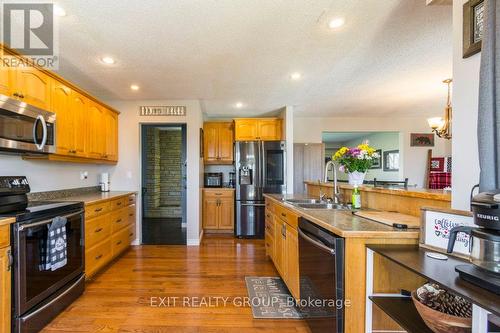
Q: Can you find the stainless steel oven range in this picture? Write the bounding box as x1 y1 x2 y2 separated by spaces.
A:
0 176 85 333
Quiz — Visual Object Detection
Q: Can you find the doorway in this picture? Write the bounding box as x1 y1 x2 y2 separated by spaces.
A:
141 124 187 245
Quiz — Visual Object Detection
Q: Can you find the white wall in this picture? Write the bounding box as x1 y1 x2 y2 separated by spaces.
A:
294 116 452 188
281 106 294 194
0 156 109 192
451 0 481 209
106 99 203 245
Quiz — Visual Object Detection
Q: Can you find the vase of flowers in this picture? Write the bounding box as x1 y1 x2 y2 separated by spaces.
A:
333 143 379 186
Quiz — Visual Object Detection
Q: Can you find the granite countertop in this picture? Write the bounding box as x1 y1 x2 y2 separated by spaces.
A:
0 217 16 226
202 188 235 190
304 181 451 202
264 193 420 239
56 191 137 205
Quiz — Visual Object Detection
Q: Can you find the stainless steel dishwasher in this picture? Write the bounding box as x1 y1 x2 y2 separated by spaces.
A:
298 217 345 333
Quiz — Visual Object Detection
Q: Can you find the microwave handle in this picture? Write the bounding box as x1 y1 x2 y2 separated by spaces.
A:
33 115 48 150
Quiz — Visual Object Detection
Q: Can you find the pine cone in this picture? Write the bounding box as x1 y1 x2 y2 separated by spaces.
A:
416 283 472 318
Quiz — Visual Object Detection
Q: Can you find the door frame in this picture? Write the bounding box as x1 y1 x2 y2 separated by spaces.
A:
139 123 187 244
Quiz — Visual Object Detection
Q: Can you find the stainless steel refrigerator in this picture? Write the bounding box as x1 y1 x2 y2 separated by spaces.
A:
235 141 286 238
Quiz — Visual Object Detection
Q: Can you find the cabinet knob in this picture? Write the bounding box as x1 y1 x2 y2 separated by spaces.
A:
19 94 25 99
13 92 19 97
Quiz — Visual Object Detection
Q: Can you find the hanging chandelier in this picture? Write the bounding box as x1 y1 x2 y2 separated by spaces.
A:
427 79 452 140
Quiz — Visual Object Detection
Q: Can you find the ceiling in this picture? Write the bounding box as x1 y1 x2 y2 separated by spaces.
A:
322 132 375 144
53 0 452 117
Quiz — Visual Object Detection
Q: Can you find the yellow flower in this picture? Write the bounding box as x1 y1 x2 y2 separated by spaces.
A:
333 147 349 160
358 144 375 155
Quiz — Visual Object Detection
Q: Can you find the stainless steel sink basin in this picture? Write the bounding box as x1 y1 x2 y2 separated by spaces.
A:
294 203 350 210
283 199 322 204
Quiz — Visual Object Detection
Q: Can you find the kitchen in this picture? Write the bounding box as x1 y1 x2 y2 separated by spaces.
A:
0 1 499 333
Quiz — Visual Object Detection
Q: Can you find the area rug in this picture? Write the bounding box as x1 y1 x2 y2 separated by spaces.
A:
245 276 334 319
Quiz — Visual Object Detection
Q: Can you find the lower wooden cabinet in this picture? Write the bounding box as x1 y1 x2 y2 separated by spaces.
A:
202 189 235 232
265 198 300 299
0 225 12 333
85 194 136 278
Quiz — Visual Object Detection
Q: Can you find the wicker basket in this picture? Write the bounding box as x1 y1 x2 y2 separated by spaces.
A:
411 292 472 333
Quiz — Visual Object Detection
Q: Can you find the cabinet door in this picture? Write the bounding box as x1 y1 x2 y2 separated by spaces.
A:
234 120 258 141
203 123 219 164
15 67 52 110
0 246 11 333
71 92 87 157
218 123 234 163
285 226 300 299
87 102 105 159
0 57 14 97
258 119 282 141
52 82 73 155
103 109 118 161
273 220 285 276
218 197 234 230
203 197 219 229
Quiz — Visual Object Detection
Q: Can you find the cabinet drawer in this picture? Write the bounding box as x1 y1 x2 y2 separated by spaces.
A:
85 214 111 248
265 213 274 234
85 239 112 277
265 201 275 214
85 201 110 219
275 205 299 229
127 204 136 224
112 227 130 257
127 223 136 243
110 207 129 233
110 197 128 210
203 190 234 198
0 224 10 248
265 230 274 258
127 194 136 206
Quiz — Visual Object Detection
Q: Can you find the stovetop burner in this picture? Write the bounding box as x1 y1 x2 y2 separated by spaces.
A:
455 264 500 295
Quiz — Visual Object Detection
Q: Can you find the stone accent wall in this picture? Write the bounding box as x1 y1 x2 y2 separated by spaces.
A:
144 128 183 218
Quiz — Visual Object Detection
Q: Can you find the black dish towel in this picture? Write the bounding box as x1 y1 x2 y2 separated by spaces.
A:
40 216 68 271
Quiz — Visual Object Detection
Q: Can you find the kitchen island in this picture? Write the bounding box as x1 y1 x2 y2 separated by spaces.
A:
264 193 420 333
304 181 451 216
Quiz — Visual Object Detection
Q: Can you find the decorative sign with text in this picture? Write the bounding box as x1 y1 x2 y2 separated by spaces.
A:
420 208 474 256
139 106 186 116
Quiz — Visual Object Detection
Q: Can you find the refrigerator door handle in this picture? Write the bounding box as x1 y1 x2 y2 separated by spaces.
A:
240 203 266 207
260 140 265 189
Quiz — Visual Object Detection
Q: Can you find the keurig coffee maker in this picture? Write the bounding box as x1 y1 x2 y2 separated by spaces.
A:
448 191 500 294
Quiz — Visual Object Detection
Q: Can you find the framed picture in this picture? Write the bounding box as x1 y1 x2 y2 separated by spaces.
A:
199 128 204 158
383 150 399 172
410 133 435 147
420 207 474 258
370 149 382 169
430 157 445 172
463 0 484 58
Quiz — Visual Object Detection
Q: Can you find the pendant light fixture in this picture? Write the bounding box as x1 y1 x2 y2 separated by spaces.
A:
428 79 453 140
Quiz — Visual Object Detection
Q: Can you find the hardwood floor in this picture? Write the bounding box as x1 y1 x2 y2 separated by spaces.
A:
42 235 310 333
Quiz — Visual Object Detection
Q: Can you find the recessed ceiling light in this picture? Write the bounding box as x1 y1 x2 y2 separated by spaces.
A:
290 72 302 80
100 56 115 65
130 84 140 91
54 5 66 17
328 17 345 29
235 102 244 109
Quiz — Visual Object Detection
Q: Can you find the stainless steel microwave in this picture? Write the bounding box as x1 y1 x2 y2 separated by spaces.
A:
0 94 56 154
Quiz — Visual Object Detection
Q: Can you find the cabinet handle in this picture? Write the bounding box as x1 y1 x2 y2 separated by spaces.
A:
95 208 103 212
19 94 25 99
116 202 122 206
116 241 122 245
129 232 134 237
215 193 222 196
95 228 103 233
7 249 13 271
95 254 103 260
129 213 134 217
266 214 270 218
116 219 122 223
281 213 286 217
13 92 19 97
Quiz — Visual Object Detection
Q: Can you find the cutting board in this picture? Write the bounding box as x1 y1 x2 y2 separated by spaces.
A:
353 210 420 229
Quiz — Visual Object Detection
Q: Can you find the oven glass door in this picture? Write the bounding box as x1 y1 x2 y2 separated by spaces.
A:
14 210 84 315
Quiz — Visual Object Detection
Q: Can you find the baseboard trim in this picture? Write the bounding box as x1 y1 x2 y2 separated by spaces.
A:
186 230 204 246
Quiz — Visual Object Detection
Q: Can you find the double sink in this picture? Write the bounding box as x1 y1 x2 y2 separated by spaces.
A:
283 198 351 210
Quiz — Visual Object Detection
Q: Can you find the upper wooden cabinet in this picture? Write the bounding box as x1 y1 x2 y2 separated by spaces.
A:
203 122 233 164
103 108 118 161
13 67 53 111
87 102 105 160
52 82 73 155
234 118 282 141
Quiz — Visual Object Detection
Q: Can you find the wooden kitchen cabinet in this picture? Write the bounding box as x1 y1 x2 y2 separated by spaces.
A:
13 67 53 111
52 82 73 155
203 122 234 164
86 102 106 160
85 194 136 279
234 118 282 141
103 108 118 161
285 225 299 298
202 189 235 232
0 225 12 333
0 52 14 97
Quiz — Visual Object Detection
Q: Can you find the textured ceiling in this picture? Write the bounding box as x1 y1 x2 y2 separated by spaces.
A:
53 0 452 117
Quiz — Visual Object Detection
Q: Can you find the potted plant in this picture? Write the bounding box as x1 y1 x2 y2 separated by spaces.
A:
333 143 379 186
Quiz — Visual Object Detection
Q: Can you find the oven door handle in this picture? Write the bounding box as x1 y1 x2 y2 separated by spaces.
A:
18 210 84 231
298 228 335 255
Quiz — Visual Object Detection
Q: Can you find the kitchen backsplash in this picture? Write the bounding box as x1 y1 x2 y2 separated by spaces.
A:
28 186 101 201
